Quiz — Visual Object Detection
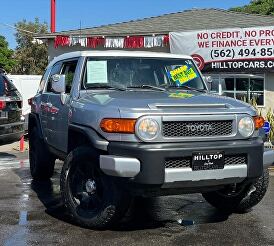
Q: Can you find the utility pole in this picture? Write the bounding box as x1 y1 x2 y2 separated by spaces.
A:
51 0 56 33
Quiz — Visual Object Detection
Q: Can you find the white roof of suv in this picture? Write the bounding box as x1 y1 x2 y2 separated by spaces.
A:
49 50 192 67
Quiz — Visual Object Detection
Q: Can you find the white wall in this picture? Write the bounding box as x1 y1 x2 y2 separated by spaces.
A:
7 75 41 116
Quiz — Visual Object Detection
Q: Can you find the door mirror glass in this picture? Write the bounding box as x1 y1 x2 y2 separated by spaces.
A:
51 74 66 93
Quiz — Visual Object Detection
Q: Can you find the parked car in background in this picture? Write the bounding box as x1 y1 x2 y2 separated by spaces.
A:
8 75 41 131
0 70 24 145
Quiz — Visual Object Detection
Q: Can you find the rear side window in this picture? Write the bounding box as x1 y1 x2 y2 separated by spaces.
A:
0 75 19 97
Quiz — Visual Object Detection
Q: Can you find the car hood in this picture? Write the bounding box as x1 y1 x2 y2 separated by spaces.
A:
79 90 255 115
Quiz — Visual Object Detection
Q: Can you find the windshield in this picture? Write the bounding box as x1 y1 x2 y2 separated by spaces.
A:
82 57 206 90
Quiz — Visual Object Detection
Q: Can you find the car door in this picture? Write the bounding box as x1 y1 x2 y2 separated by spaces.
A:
37 68 52 139
43 62 63 145
46 59 79 152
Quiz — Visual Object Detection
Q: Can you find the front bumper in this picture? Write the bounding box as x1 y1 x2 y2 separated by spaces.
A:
100 138 266 186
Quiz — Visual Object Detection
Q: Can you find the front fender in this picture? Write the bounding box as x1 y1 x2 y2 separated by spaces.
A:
69 124 109 151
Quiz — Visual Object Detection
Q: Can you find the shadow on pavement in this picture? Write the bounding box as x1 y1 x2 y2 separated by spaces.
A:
30 178 229 231
0 152 17 159
30 179 78 226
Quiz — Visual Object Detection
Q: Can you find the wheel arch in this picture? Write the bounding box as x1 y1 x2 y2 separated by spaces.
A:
68 124 108 153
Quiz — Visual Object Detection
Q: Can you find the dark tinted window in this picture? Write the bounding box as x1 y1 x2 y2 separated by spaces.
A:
251 78 264 91
224 78 234 90
236 78 249 91
0 75 5 96
0 75 19 97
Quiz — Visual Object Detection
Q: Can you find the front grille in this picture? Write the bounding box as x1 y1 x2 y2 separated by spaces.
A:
165 154 247 169
224 155 247 166
162 120 233 138
165 157 191 168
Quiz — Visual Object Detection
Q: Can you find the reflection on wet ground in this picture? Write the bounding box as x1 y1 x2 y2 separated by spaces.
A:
0 153 273 245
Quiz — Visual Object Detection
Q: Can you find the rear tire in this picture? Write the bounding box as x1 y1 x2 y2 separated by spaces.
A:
29 127 55 180
202 169 269 213
60 146 130 229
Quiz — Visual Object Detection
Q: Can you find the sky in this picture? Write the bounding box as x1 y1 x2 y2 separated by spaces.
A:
0 0 251 50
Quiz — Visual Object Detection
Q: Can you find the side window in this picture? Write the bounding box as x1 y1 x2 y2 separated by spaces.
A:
60 60 78 94
46 62 62 92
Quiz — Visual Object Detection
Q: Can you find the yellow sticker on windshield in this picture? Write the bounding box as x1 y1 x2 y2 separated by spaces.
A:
168 65 198 85
169 92 194 99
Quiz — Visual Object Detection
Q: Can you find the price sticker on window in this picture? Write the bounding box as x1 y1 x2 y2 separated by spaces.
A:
168 65 197 85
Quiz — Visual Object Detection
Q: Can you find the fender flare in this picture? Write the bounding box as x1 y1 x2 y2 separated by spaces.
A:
28 113 43 139
68 124 109 151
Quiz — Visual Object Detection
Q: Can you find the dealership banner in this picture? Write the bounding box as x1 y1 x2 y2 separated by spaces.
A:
170 26 274 72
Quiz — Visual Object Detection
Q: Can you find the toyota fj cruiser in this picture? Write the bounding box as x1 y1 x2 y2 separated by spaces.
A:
29 51 274 229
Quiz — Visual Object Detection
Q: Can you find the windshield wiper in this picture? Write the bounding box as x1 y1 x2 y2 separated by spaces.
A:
86 83 127 91
127 84 166 91
169 84 206 93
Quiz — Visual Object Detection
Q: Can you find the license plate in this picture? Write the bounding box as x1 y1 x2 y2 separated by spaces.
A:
192 151 224 171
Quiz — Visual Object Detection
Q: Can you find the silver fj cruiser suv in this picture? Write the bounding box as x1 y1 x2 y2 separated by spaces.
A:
29 51 274 229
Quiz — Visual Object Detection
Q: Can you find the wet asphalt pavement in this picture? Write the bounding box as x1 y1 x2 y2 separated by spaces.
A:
0 149 273 246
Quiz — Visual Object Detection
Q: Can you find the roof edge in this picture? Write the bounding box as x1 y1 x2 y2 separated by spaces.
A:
36 8 274 39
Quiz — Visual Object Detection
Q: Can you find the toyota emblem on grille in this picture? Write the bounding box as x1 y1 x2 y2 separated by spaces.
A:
186 124 213 132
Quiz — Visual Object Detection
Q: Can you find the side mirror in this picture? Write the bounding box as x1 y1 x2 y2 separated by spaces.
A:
203 76 213 91
51 74 66 93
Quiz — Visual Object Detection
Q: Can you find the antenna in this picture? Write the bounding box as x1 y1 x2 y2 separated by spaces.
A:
80 20 82 37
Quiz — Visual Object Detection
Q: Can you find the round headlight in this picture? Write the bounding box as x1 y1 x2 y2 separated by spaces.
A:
136 118 159 141
238 117 254 138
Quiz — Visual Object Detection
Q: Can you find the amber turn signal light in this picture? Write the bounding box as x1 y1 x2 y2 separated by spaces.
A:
100 118 136 133
253 116 265 129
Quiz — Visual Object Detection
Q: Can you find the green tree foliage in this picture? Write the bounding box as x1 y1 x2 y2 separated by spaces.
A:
231 0 274 15
0 36 16 73
12 18 48 75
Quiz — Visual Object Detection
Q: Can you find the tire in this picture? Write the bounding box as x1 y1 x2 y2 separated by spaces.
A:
60 146 130 229
202 169 269 213
29 127 55 180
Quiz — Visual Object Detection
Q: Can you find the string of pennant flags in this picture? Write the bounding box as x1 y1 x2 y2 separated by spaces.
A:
54 34 170 49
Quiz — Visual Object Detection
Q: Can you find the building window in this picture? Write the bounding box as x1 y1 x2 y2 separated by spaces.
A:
206 74 264 107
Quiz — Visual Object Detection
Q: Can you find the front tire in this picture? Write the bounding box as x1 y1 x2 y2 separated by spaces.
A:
60 146 130 229
202 169 269 213
29 127 55 180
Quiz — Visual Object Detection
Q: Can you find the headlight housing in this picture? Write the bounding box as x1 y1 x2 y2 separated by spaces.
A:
238 117 255 138
136 118 159 141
